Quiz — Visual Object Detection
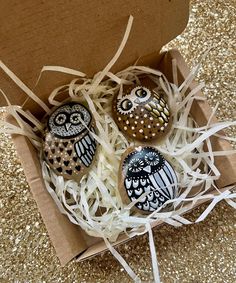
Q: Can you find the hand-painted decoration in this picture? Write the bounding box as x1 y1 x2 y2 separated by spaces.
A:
119 146 178 213
43 102 97 181
113 80 171 142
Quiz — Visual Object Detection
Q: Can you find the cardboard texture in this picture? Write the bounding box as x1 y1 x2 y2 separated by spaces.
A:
0 0 235 265
0 0 189 118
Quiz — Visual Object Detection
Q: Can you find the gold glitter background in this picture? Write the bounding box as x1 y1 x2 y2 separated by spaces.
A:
0 0 235 282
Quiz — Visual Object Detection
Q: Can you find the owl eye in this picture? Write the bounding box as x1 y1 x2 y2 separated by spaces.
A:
54 113 67 126
131 86 151 103
70 112 83 125
145 152 160 166
135 87 149 98
120 99 133 112
128 158 144 173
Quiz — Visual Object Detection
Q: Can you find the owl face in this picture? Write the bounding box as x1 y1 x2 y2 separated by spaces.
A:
124 147 164 178
48 102 91 139
113 80 171 142
117 86 152 115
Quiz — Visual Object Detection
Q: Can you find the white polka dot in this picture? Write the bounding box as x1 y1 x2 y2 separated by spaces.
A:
131 126 135 130
145 136 148 139
144 114 148 118
165 123 168 127
141 120 144 124
124 126 127 131
150 117 153 121
126 120 129 125
161 126 164 131
148 125 151 128
118 117 122 121
139 129 143 133
141 108 144 112
134 121 138 124
135 116 139 119
156 123 160 127
152 133 156 136
133 134 136 137
129 114 133 118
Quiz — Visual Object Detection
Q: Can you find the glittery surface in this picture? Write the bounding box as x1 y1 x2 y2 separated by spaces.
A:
0 0 235 282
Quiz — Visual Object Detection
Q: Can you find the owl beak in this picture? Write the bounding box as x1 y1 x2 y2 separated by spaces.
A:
65 123 72 131
134 98 140 104
143 165 151 173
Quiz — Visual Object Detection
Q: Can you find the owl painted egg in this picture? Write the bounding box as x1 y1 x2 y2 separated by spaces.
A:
119 146 178 213
43 101 97 181
112 78 171 142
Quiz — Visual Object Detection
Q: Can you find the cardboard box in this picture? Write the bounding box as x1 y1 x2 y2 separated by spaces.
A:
0 0 235 266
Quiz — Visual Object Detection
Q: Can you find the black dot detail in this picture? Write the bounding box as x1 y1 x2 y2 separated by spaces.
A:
67 150 72 156
57 167 62 173
63 142 68 147
64 161 69 166
55 142 59 147
49 159 54 164
56 157 61 162
51 148 55 154
75 165 81 171
73 157 78 162
59 147 64 152
66 170 73 175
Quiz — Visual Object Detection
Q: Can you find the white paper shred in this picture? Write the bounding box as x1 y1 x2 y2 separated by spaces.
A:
0 15 235 283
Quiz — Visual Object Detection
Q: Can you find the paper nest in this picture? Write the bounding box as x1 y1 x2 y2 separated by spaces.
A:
37 60 235 243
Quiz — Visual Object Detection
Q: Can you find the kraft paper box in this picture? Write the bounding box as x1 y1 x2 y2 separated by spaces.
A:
0 0 235 266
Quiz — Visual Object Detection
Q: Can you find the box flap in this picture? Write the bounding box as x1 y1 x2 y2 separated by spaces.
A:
0 0 189 115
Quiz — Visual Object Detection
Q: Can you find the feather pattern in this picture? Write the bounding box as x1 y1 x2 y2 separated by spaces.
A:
74 128 97 167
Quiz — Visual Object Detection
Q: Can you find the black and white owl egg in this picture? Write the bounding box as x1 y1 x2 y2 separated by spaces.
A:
119 146 178 213
43 102 97 181
113 77 172 142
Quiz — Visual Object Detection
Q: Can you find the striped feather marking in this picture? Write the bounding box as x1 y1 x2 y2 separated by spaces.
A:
74 131 97 167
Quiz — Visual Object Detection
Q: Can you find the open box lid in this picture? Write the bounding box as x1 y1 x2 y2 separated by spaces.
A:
0 0 189 116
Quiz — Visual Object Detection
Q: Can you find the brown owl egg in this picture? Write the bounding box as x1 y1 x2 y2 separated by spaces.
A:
118 146 178 213
42 101 97 182
112 78 171 142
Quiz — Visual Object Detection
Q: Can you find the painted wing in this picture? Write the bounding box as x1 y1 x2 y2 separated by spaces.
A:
124 177 167 212
74 128 96 167
145 94 170 123
148 161 178 200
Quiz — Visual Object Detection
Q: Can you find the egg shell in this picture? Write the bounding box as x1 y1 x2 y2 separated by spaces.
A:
42 101 97 182
112 76 172 143
118 146 178 214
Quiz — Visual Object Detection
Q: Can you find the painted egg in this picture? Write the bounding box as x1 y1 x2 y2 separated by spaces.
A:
112 77 171 142
42 101 97 181
118 146 178 213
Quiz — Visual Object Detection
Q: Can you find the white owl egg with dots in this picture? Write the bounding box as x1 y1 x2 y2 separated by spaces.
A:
42 101 97 181
112 77 172 142
118 146 178 213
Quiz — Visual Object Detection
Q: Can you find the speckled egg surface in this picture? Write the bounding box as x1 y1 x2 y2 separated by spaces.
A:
112 77 171 142
119 146 178 213
43 101 97 181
